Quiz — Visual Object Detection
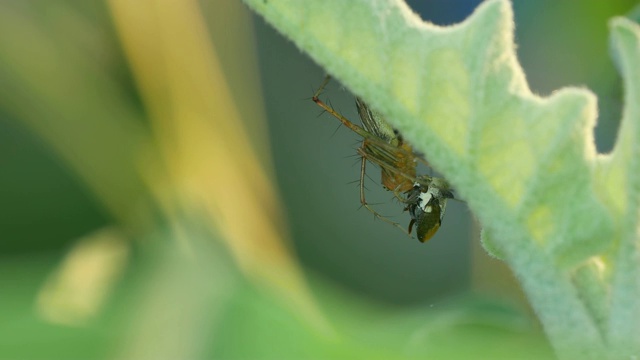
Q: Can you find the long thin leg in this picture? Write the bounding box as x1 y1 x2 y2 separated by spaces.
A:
313 76 419 195
358 148 410 236
312 76 371 139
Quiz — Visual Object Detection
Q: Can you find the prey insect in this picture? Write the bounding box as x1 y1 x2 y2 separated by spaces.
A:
406 177 454 242
311 76 454 242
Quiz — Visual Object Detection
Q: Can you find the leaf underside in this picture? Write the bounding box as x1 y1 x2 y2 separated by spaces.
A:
244 0 640 358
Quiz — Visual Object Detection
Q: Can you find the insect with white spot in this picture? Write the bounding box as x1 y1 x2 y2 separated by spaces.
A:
406 177 454 242
311 76 458 242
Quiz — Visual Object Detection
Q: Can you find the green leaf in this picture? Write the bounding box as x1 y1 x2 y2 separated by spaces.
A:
601 18 640 358
244 0 640 358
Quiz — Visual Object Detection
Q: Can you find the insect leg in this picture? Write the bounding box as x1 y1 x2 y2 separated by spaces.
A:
357 147 410 236
312 76 374 140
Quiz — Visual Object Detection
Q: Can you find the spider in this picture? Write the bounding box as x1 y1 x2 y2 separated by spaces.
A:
311 76 455 242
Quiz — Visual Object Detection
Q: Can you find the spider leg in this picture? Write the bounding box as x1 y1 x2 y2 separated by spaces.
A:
357 147 410 237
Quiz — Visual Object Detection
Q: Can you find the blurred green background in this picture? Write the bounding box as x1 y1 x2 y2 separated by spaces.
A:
0 0 634 358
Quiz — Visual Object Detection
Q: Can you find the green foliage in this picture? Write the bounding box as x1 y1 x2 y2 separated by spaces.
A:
0 243 553 360
243 0 640 358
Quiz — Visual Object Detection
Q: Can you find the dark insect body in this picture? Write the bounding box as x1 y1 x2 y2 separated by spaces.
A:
405 177 454 242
